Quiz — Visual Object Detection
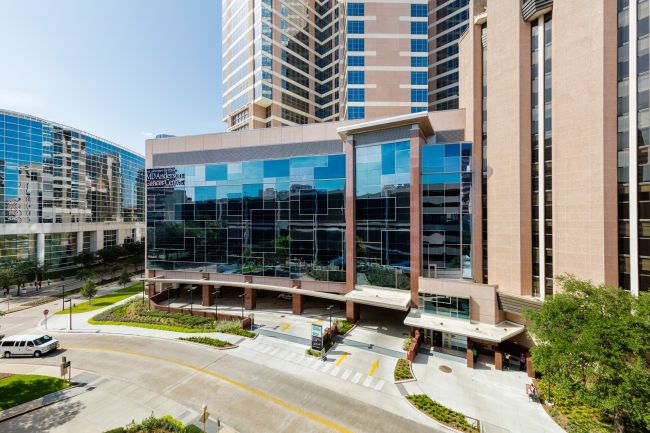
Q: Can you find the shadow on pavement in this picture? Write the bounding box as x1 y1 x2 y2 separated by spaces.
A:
4 399 84 432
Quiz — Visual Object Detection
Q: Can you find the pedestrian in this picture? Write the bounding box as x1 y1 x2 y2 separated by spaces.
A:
520 352 526 371
505 353 511 370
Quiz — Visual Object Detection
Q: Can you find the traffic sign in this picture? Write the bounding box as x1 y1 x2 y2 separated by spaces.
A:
43 309 49 316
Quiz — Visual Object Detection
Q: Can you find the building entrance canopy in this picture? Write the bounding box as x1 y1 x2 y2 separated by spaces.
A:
403 309 525 343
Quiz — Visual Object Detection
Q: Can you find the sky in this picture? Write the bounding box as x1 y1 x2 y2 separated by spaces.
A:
0 0 225 156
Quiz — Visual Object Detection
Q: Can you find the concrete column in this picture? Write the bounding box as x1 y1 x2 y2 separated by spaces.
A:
495 350 503 371
409 126 423 306
77 231 84 254
292 293 304 315
466 340 475 369
244 287 256 310
526 354 535 378
345 300 359 323
344 136 356 293
36 233 45 267
201 284 214 307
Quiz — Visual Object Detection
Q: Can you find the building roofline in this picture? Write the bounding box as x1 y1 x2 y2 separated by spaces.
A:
336 111 433 140
0 108 144 158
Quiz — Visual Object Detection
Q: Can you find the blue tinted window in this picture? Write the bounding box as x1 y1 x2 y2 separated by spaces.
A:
411 22 427 35
348 56 365 66
348 107 365 120
206 164 228 181
411 89 428 102
195 186 216 202
263 158 290 178
411 39 427 52
348 71 365 84
348 88 365 102
347 38 365 51
411 71 428 85
411 106 427 113
411 56 427 67
347 3 364 16
348 20 364 34
411 4 427 17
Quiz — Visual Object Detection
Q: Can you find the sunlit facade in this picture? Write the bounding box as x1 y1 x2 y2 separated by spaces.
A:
0 110 145 269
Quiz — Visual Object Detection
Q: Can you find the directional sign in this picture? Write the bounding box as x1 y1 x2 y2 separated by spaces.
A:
311 323 323 351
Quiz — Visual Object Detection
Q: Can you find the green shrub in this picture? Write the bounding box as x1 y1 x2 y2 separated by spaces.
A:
91 300 256 337
406 394 479 433
305 348 322 357
403 336 413 351
179 337 233 348
394 359 414 381
183 425 204 433
336 319 353 335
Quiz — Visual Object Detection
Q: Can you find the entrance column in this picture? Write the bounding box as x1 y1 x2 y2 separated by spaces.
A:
36 233 45 267
346 300 359 323
77 231 84 254
292 293 304 315
244 287 256 310
201 284 214 307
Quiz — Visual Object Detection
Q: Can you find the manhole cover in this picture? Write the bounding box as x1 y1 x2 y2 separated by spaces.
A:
439 365 452 373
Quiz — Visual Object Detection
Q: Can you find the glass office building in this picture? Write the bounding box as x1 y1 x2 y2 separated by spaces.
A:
0 110 145 269
147 153 347 281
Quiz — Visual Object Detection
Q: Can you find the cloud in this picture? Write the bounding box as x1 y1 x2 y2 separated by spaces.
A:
141 131 156 139
0 89 47 112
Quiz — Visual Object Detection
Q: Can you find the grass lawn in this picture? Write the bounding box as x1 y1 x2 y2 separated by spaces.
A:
56 282 143 315
179 336 234 348
406 394 480 433
0 374 69 410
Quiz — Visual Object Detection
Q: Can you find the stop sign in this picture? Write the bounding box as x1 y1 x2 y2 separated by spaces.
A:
43 309 49 316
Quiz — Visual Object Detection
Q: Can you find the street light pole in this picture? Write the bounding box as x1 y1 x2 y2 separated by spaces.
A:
327 304 334 331
64 299 72 330
212 290 219 320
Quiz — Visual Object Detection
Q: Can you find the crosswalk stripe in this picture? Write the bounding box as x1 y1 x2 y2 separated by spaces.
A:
269 348 280 356
374 380 385 391
341 369 352 380
310 360 322 370
351 372 362 384
330 366 340 377
362 376 373 387
285 352 297 362
321 363 332 373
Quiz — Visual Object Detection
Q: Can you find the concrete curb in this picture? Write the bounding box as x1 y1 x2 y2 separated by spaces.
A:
401 394 473 433
394 359 417 384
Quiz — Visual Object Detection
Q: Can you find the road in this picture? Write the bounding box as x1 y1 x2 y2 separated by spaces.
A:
0 297 444 433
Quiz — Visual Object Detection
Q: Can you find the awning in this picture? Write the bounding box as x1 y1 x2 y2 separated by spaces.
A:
344 286 412 311
403 309 525 343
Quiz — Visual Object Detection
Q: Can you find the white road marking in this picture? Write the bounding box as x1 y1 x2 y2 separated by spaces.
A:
374 380 385 391
330 366 340 377
351 372 363 384
259 345 272 354
341 369 352 380
362 376 373 387
285 352 297 362
321 363 332 373
310 360 323 370
269 348 280 356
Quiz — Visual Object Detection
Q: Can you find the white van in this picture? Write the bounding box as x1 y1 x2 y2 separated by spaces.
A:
0 335 59 358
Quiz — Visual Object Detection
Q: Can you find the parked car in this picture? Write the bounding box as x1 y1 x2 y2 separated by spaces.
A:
277 293 293 301
1 334 59 358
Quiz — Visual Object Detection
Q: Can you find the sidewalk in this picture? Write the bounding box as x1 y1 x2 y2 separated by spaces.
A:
409 349 564 433
0 363 238 433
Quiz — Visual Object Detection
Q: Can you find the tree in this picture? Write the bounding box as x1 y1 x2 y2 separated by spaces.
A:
524 275 650 432
80 278 98 305
74 251 96 268
76 268 95 282
0 268 14 296
118 268 130 288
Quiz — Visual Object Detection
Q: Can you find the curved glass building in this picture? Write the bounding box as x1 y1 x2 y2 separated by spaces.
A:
0 109 145 269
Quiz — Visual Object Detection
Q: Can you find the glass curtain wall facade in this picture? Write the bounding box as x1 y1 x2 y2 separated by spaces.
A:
531 13 553 298
618 0 650 293
422 142 472 279
0 110 145 268
147 154 346 282
355 141 411 290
